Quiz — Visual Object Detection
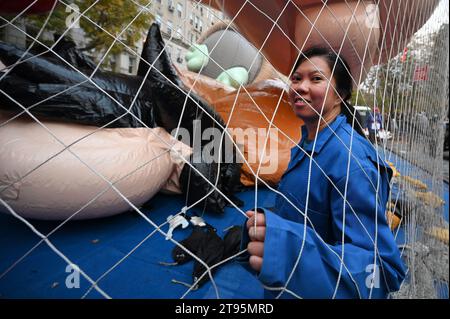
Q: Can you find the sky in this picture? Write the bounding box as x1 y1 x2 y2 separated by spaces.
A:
416 0 449 36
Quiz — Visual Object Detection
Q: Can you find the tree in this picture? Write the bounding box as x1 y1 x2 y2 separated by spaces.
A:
359 23 449 122
26 0 154 64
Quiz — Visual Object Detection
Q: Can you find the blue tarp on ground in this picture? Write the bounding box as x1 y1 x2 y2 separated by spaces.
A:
0 188 274 299
0 151 448 298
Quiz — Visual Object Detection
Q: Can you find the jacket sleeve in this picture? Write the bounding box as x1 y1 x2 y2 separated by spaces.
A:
257 165 406 299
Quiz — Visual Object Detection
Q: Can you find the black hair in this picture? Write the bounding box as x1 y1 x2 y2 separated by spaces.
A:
292 47 366 137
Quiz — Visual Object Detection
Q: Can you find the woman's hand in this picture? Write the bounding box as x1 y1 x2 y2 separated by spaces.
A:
246 210 266 272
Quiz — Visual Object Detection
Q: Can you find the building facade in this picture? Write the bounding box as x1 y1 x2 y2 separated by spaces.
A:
0 0 225 75
147 0 225 72
113 0 225 75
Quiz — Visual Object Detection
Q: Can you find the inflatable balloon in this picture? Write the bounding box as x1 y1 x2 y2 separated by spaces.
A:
0 112 192 220
181 20 303 186
181 71 303 186
0 24 243 217
200 0 439 83
186 20 280 89
0 0 57 14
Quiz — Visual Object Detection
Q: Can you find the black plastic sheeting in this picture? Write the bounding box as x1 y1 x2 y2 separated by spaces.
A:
171 225 212 265
0 38 156 128
222 225 243 260
0 23 243 214
192 225 225 287
170 224 242 288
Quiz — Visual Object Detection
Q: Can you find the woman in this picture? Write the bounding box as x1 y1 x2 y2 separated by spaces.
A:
242 47 406 298
366 107 383 143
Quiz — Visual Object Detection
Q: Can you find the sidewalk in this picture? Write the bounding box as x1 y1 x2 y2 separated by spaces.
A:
383 137 448 184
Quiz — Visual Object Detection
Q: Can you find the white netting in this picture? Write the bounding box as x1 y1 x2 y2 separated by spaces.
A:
0 0 448 299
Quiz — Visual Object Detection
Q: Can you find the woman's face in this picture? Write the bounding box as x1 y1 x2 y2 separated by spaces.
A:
288 56 341 122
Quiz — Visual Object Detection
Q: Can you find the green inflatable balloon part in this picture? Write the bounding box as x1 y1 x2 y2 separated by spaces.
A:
185 44 209 72
216 66 249 89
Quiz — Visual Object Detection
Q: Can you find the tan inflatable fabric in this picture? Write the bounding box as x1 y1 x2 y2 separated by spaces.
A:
200 0 439 82
0 113 192 220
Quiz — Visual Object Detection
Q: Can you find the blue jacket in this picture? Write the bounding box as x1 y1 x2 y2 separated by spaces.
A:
244 115 406 299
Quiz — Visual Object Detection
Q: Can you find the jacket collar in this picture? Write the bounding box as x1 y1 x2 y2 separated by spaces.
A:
296 114 347 155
